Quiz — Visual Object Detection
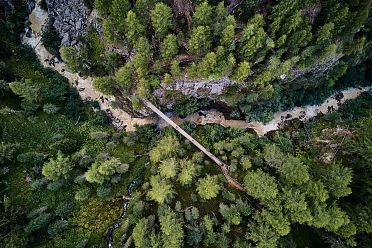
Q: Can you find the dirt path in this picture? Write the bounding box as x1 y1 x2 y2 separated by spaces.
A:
22 0 155 131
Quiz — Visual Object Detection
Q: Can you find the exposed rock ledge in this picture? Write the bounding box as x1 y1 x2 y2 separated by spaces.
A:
45 0 89 46
161 77 237 98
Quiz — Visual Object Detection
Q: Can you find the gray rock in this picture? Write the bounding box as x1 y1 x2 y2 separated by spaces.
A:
45 0 89 46
61 32 70 45
26 0 35 13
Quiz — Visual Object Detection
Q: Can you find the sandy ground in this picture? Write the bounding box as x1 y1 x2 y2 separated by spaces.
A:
23 0 155 131
23 0 370 136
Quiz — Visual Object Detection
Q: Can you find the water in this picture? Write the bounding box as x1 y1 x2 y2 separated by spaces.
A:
105 161 149 247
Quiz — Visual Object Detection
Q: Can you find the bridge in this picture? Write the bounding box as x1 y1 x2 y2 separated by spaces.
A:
141 98 245 192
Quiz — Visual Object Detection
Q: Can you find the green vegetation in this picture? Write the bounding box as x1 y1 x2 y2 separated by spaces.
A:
54 0 371 123
1 1 372 248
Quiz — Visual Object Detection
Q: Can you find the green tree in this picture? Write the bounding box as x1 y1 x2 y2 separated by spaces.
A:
42 151 73 181
115 62 134 94
94 0 113 17
197 52 217 78
9 79 41 102
60 46 88 73
0 142 19 164
239 14 272 61
150 3 174 38
171 59 181 77
303 180 329 203
133 0 158 27
263 144 309 185
319 162 352 199
75 187 91 201
193 1 213 27
24 213 51 233
316 22 334 43
240 156 252 170
125 11 145 46
161 34 178 61
96 185 111 198
147 175 174 204
244 169 278 201
159 158 178 179
47 219 68 236
281 187 312 224
110 0 131 32
150 135 180 163
92 76 116 95
232 61 250 83
219 203 241 225
196 175 220 200
159 206 184 248
221 24 235 46
133 217 151 247
55 202 74 218
258 208 290 236
43 103 59 114
86 157 128 184
133 37 152 78
178 159 197 186
163 73 172 85
188 26 211 56
280 156 310 185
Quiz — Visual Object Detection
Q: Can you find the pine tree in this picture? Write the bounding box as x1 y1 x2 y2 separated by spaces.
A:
110 0 131 32
133 37 152 78
196 175 220 200
42 151 73 181
94 0 113 17
147 175 174 204
9 79 41 102
244 169 278 201
159 157 178 179
115 62 134 94
193 1 213 27
159 207 184 248
239 14 272 61
150 3 174 38
92 76 116 95
150 135 180 163
178 159 196 186
161 34 178 61
125 11 145 46
133 218 151 248
232 61 250 83
188 26 211 56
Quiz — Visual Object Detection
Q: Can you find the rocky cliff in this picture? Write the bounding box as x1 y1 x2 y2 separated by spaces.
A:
45 0 89 46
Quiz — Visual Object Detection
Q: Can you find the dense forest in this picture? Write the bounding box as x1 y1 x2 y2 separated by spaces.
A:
58 0 371 122
1 0 372 248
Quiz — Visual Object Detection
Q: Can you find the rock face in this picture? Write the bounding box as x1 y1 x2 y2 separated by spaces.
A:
161 77 238 98
26 0 35 14
45 0 89 46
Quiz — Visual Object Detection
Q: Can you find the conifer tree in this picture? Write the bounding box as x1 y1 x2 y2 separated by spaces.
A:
150 3 174 38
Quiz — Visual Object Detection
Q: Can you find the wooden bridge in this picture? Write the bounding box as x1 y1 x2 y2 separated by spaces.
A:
141 98 245 192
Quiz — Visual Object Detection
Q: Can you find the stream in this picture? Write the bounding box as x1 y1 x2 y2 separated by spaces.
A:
105 161 149 247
